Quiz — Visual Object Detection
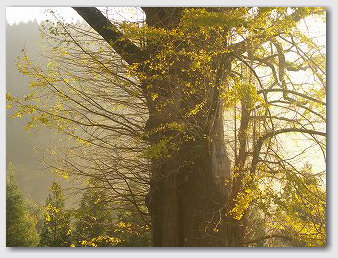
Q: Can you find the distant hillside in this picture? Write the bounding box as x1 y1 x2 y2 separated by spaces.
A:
6 21 59 204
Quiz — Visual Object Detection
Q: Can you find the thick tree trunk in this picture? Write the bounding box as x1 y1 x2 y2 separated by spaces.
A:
141 7 244 247
146 100 236 246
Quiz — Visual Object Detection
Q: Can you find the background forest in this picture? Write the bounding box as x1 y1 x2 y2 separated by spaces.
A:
6 7 326 247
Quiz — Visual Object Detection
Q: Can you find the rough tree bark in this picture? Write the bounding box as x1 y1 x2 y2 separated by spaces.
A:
73 7 238 247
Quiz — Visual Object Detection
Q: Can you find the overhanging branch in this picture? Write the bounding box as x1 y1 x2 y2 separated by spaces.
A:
250 128 326 175
73 7 145 65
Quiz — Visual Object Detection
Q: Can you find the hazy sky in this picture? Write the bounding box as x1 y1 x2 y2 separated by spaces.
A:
6 7 81 25
6 7 145 25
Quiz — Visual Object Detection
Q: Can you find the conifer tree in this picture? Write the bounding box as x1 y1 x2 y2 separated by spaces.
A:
39 181 71 247
114 204 151 247
6 163 39 247
72 182 116 246
72 180 150 247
